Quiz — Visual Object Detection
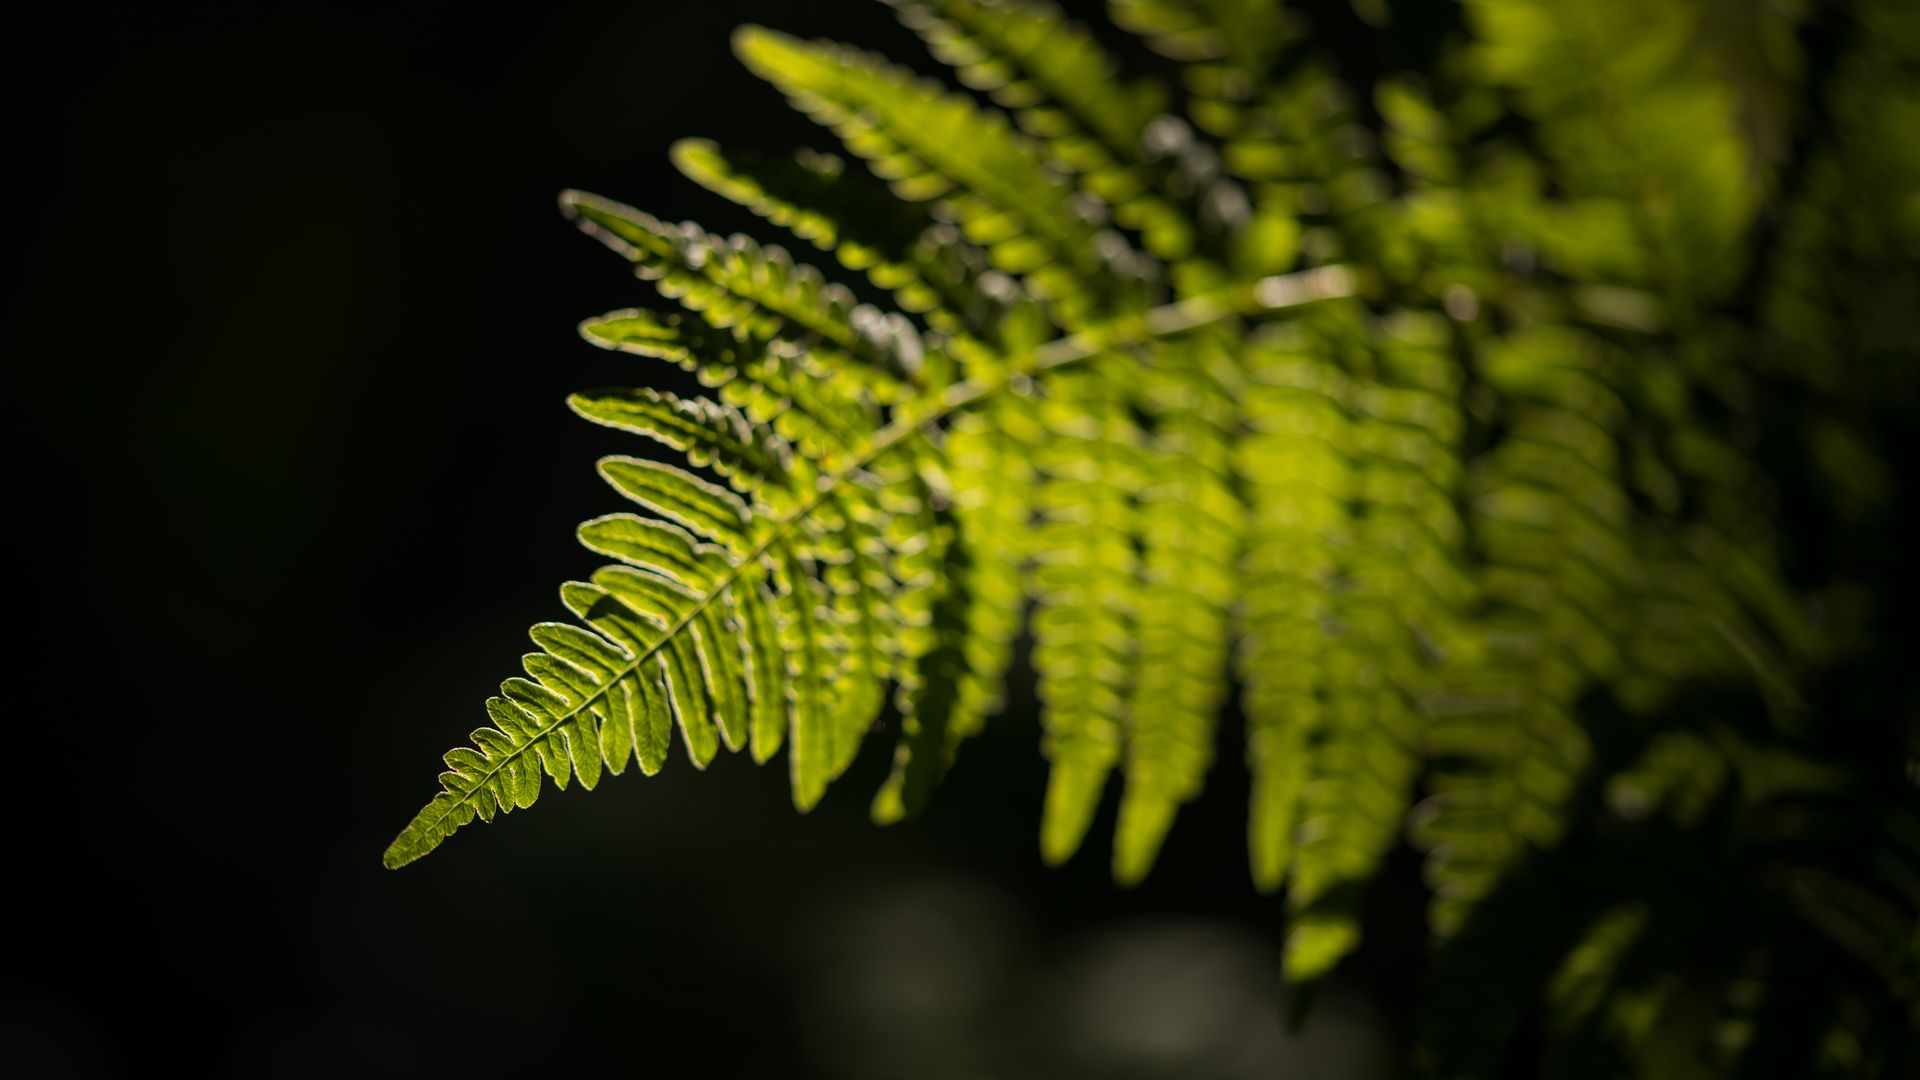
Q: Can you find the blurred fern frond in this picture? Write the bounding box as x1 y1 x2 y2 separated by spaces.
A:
388 0 1920 1072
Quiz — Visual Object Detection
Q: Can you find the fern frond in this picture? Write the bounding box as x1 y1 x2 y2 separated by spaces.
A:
1463 0 1757 300
388 378 892 867
382 6 1917 1067
896 0 1163 158
669 138 1013 345
889 0 1237 273
389 263 1356 868
1113 333 1240 883
1419 327 1636 931
1235 304 1473 979
1546 905 1651 1035
1109 2 1390 280
563 188 925 399
386 510 835 868
1108 0 1292 73
1108 0 1305 192
732 25 1151 326
1031 361 1146 865
873 411 1034 822
1237 327 1344 896
579 307 871 457
566 387 800 496
595 456 753 554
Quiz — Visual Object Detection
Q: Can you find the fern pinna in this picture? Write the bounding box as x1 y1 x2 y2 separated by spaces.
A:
389 1 1919 1071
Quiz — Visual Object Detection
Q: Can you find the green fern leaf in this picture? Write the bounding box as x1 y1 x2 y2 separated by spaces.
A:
872 406 1036 823
732 24 1149 325
888 0 1229 273
1032 362 1144 865
1112 333 1239 883
567 387 798 494
670 138 1007 344
595 456 753 553
563 188 923 398
380 5 1918 1068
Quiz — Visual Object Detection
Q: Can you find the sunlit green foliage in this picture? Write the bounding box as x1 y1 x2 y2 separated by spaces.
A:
389 1 1919 1072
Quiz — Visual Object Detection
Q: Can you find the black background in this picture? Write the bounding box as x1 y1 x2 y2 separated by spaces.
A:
8 3 1388 1076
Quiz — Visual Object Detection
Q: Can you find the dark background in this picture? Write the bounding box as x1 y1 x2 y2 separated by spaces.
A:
8 3 1396 1075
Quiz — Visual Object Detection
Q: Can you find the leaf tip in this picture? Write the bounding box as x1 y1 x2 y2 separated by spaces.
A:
870 785 906 826
732 23 800 75
730 22 772 55
1111 853 1150 889
1039 823 1081 868
381 835 423 870
668 138 720 178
